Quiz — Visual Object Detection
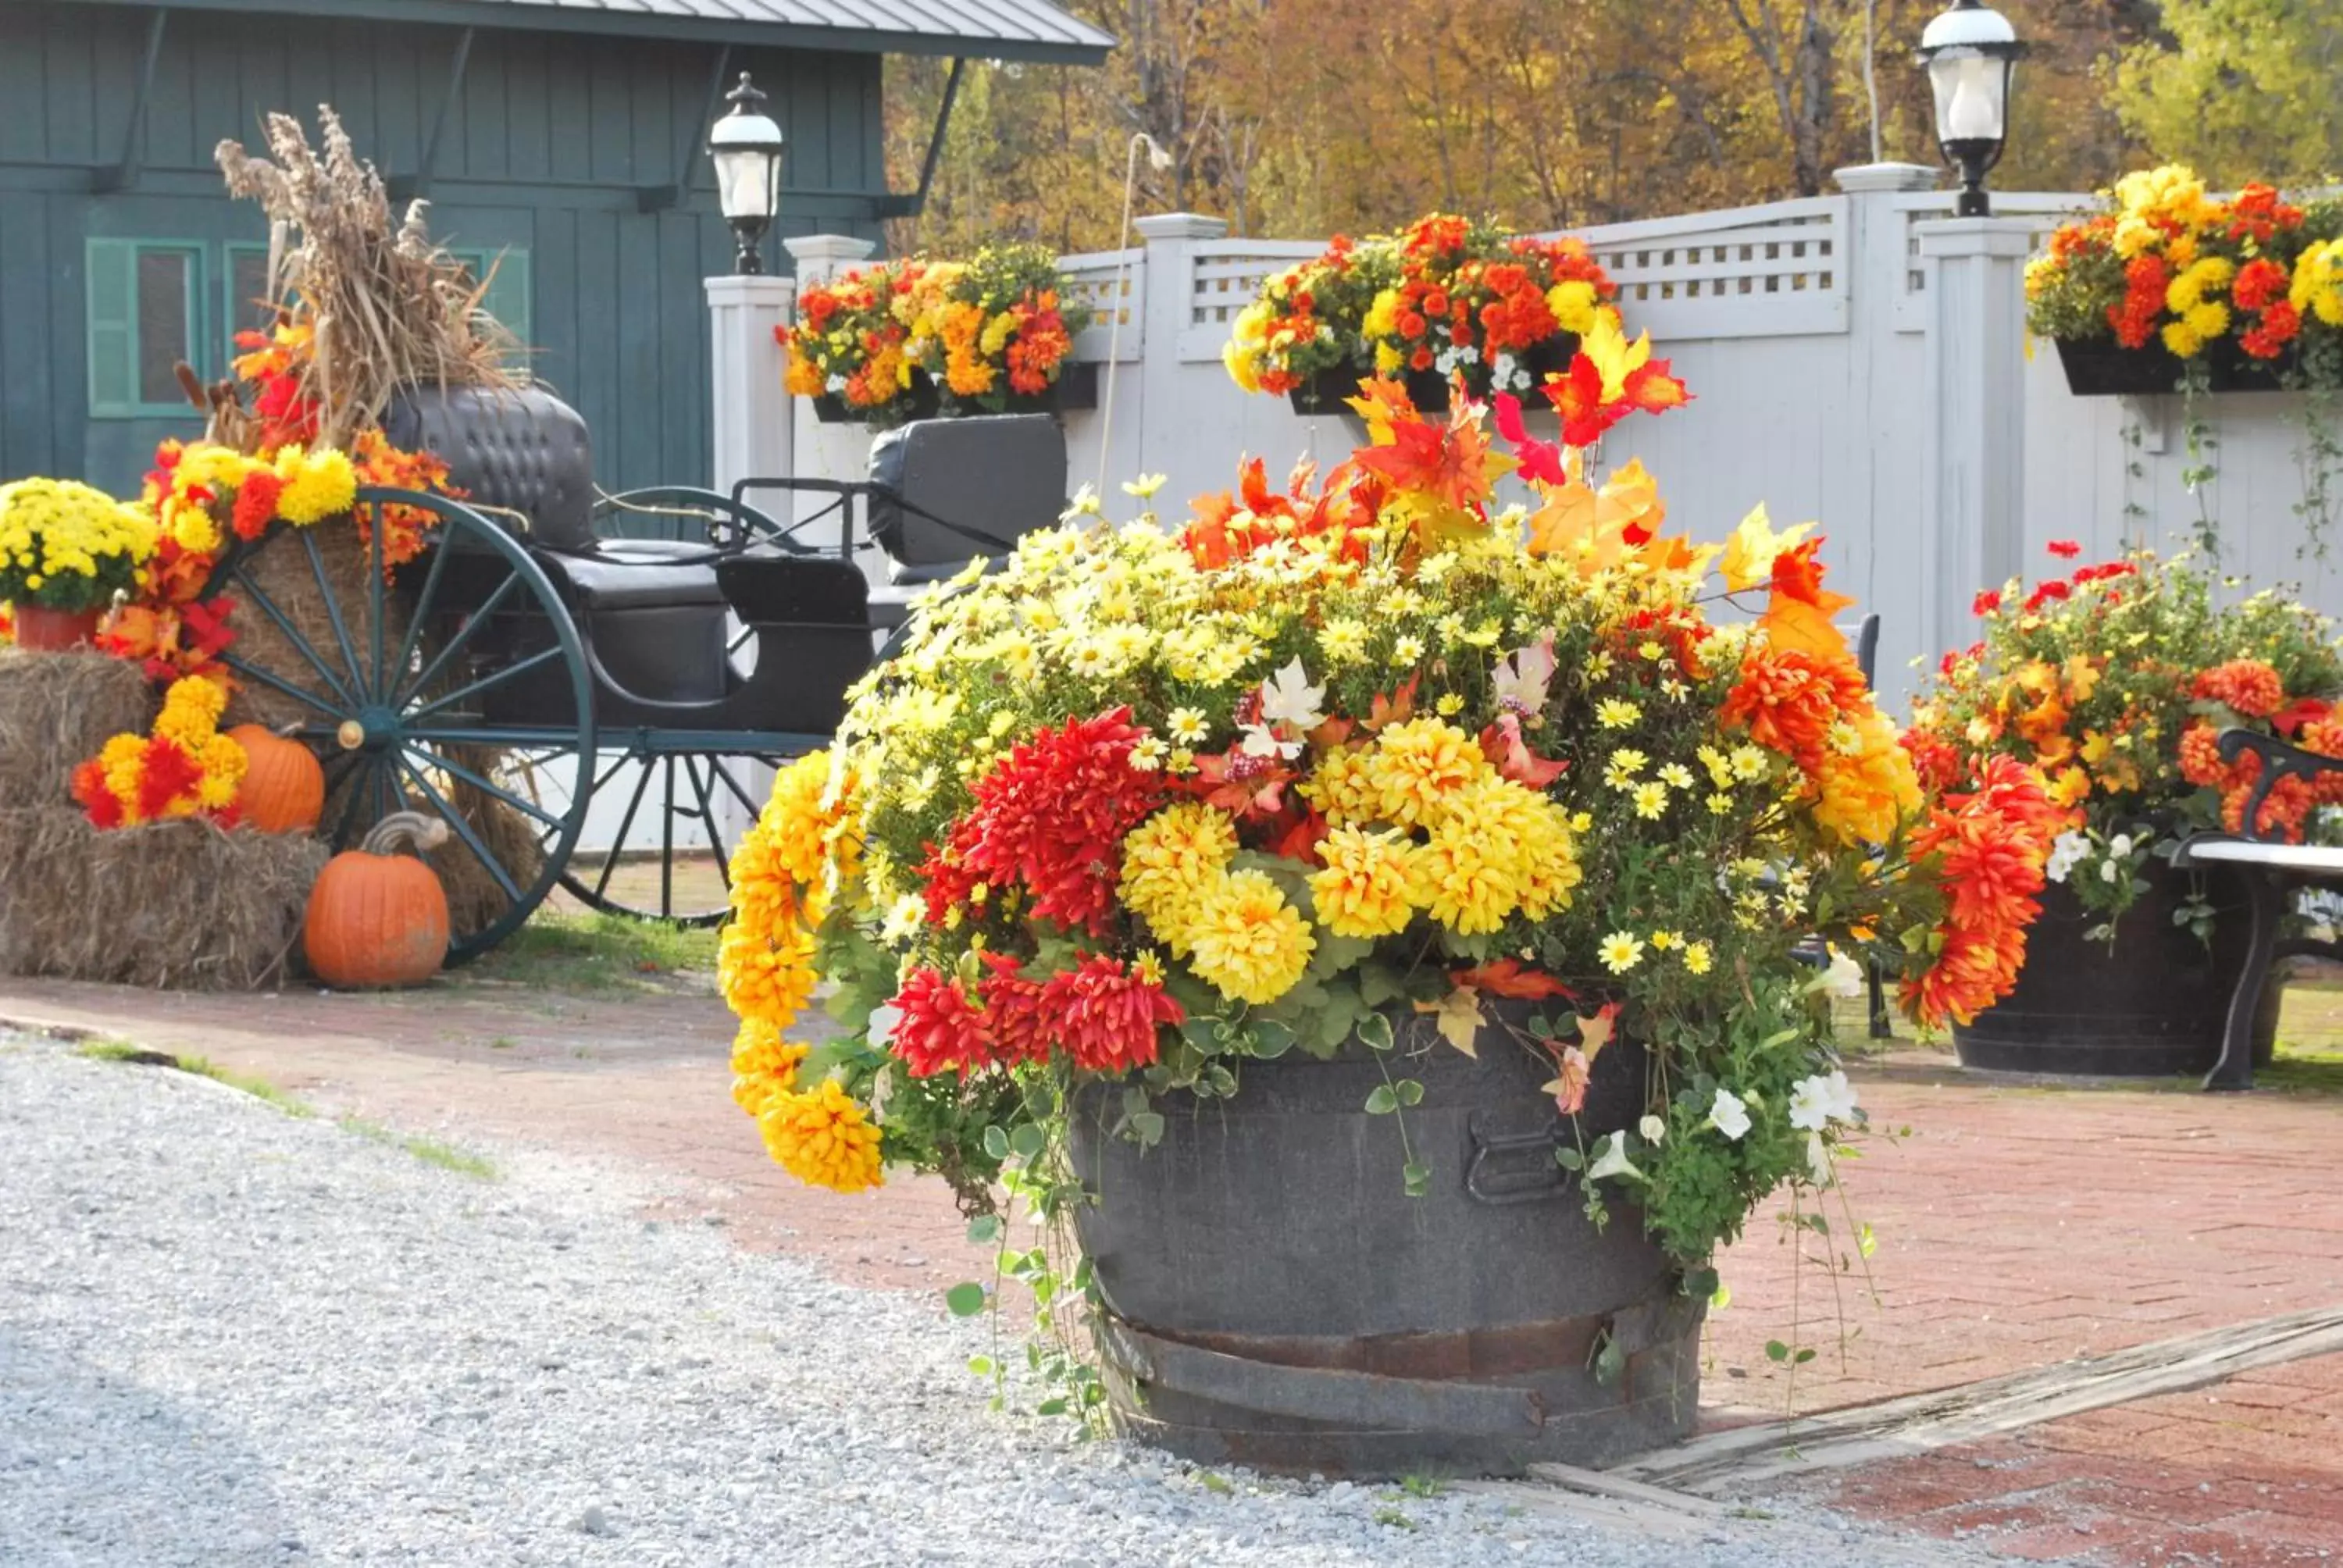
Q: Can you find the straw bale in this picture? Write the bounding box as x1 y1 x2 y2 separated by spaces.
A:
0 809 326 991
0 650 158 808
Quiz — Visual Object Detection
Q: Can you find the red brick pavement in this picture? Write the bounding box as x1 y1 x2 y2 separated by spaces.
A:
5 975 2341 1563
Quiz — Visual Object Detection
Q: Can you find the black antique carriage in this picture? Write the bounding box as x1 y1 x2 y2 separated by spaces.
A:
205 389 1066 960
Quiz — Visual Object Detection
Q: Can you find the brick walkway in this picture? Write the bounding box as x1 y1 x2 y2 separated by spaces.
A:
5 973 2339 1563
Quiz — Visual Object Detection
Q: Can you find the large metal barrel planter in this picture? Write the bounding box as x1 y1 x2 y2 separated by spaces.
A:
1068 1016 1703 1477
1953 859 2274 1076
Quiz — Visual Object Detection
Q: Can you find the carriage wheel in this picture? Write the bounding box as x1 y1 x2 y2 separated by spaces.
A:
520 747 782 927
214 486 598 965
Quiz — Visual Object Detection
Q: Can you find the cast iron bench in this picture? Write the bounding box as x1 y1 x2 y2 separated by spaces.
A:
2172 729 2343 1090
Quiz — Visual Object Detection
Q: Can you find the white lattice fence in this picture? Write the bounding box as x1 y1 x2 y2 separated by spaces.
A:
1060 248 1147 362
1175 240 1330 361
1559 195 1851 339
1892 191 2086 331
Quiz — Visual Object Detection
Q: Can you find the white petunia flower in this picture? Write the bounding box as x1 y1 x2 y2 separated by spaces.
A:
1706 1086 1752 1142
2046 830 2088 884
1638 1114 1667 1145
1821 948 1866 1000
1588 1130 1644 1182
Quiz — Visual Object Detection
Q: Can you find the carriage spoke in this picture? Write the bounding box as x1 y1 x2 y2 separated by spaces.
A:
328 754 371 849
387 533 455 697
302 528 369 700
659 757 677 918
229 566 357 707
397 757 522 903
398 568 522 708
368 512 387 699
221 650 345 722
683 757 733 893
710 755 772 818
401 646 564 725
590 756 658 902
402 743 568 830
373 757 400 827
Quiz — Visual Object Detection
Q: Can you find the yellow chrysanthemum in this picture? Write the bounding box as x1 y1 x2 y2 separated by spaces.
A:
1186 869 1315 1006
194 735 246 811
1810 709 1922 844
759 750 849 886
153 675 227 748
1300 745 1382 826
719 918 820 1031
1119 802 1238 953
758 1078 883 1193
729 1016 809 1116
271 446 358 526
1307 825 1421 938
1364 717 1494 829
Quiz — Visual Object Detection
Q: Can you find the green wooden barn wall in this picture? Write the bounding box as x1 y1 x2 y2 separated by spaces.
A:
0 2 884 496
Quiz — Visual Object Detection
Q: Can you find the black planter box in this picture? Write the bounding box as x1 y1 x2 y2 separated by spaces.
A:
2055 337 2294 397
1286 364 1375 417
999 358 1100 416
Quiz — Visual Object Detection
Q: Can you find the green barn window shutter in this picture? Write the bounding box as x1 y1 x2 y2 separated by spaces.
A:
87 239 136 415
458 247 533 349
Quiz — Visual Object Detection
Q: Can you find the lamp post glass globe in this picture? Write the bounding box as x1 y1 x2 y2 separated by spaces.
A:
710 71 784 274
1916 0 2024 218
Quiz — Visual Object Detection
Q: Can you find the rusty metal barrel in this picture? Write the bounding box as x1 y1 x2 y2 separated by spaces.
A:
1068 1017 1703 1477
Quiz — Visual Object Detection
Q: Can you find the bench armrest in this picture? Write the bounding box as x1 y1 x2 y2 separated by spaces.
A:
2216 727 2343 843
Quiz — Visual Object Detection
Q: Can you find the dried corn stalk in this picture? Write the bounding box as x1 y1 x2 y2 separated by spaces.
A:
216 105 523 449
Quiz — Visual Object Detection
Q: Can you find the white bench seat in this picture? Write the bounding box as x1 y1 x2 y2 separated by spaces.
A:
2181 840 2343 873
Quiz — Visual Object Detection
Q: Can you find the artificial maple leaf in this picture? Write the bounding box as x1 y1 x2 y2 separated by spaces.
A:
1493 393 1567 485
1269 806 1330 864
1415 984 1484 1056
1542 1046 1592 1115
1478 714 1569 787
1362 675 1421 733
1760 538 1856 661
1185 753 1293 819
1717 503 1814 593
1451 958 1574 1000
1573 1001 1623 1061
2274 696 2333 737
1344 376 1421 445
1492 633 1558 715
1352 399 1514 520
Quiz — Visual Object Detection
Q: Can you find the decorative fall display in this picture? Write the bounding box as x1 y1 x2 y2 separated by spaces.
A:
302 811 453 988
720 336 2034 1313
226 724 326 833
782 245 1093 426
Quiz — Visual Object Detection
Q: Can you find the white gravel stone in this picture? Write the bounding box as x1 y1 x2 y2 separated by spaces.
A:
0 1035 1988 1566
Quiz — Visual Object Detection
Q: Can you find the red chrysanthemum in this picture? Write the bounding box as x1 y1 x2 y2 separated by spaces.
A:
230 469 284 541
976 952 1054 1066
1721 647 1871 775
68 759 123 829
1038 955 1183 1073
890 965 994 1078
1901 755 2064 1028
917 707 1166 935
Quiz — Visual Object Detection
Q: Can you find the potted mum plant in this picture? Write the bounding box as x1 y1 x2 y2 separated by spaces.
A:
2027 165 2343 397
0 477 159 651
783 258 941 427
720 346 2055 1475
1905 540 2343 1075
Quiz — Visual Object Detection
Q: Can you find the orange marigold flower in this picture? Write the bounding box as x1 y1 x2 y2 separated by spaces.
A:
2193 659 2285 718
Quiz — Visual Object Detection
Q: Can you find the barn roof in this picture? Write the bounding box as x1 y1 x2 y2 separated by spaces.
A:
58 0 1116 65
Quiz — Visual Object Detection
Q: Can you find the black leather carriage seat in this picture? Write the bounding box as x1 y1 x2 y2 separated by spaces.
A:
864 414 1068 629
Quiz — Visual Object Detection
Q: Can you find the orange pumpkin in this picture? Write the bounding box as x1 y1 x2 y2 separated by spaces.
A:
226 724 326 833
304 811 451 988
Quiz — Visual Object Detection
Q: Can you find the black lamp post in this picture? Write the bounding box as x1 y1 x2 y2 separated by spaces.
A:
709 72 785 274
1916 0 2026 217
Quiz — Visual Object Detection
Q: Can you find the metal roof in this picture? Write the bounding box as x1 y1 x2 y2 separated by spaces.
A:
59 0 1117 65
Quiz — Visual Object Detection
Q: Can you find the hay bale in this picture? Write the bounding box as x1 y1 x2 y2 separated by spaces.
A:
0 650 157 808
219 523 400 733
0 809 326 990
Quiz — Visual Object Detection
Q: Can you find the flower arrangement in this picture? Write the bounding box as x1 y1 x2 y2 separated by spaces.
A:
1226 215 1618 404
68 675 248 828
1905 540 2343 943
718 346 2040 1293
0 478 158 615
781 246 1093 426
2025 165 2343 374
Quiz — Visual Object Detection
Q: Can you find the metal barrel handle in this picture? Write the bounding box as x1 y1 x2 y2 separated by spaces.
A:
1464 1114 1570 1206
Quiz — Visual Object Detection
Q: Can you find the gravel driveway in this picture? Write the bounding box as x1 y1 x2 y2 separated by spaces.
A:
0 1034 1982 1566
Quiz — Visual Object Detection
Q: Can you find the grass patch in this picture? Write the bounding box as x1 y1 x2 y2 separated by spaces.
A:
462 910 719 994
73 1036 165 1064
173 1054 316 1117
338 1117 499 1180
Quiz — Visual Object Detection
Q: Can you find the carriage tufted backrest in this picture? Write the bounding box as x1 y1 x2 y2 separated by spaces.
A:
865 414 1068 568
381 385 597 552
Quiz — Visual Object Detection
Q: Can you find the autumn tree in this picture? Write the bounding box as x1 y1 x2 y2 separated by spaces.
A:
2113 0 2343 186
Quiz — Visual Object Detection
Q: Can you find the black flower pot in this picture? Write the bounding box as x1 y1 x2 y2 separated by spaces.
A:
2055 337 2295 397
997 358 1100 417
1952 858 2278 1076
809 369 941 426
1288 364 1375 417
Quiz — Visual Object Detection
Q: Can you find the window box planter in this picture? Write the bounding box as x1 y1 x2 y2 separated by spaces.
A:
2054 338 2294 397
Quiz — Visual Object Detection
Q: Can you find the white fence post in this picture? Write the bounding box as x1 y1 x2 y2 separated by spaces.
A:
780 233 881 566
704 273 795 499
1132 213 1228 486
1917 216 2036 667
